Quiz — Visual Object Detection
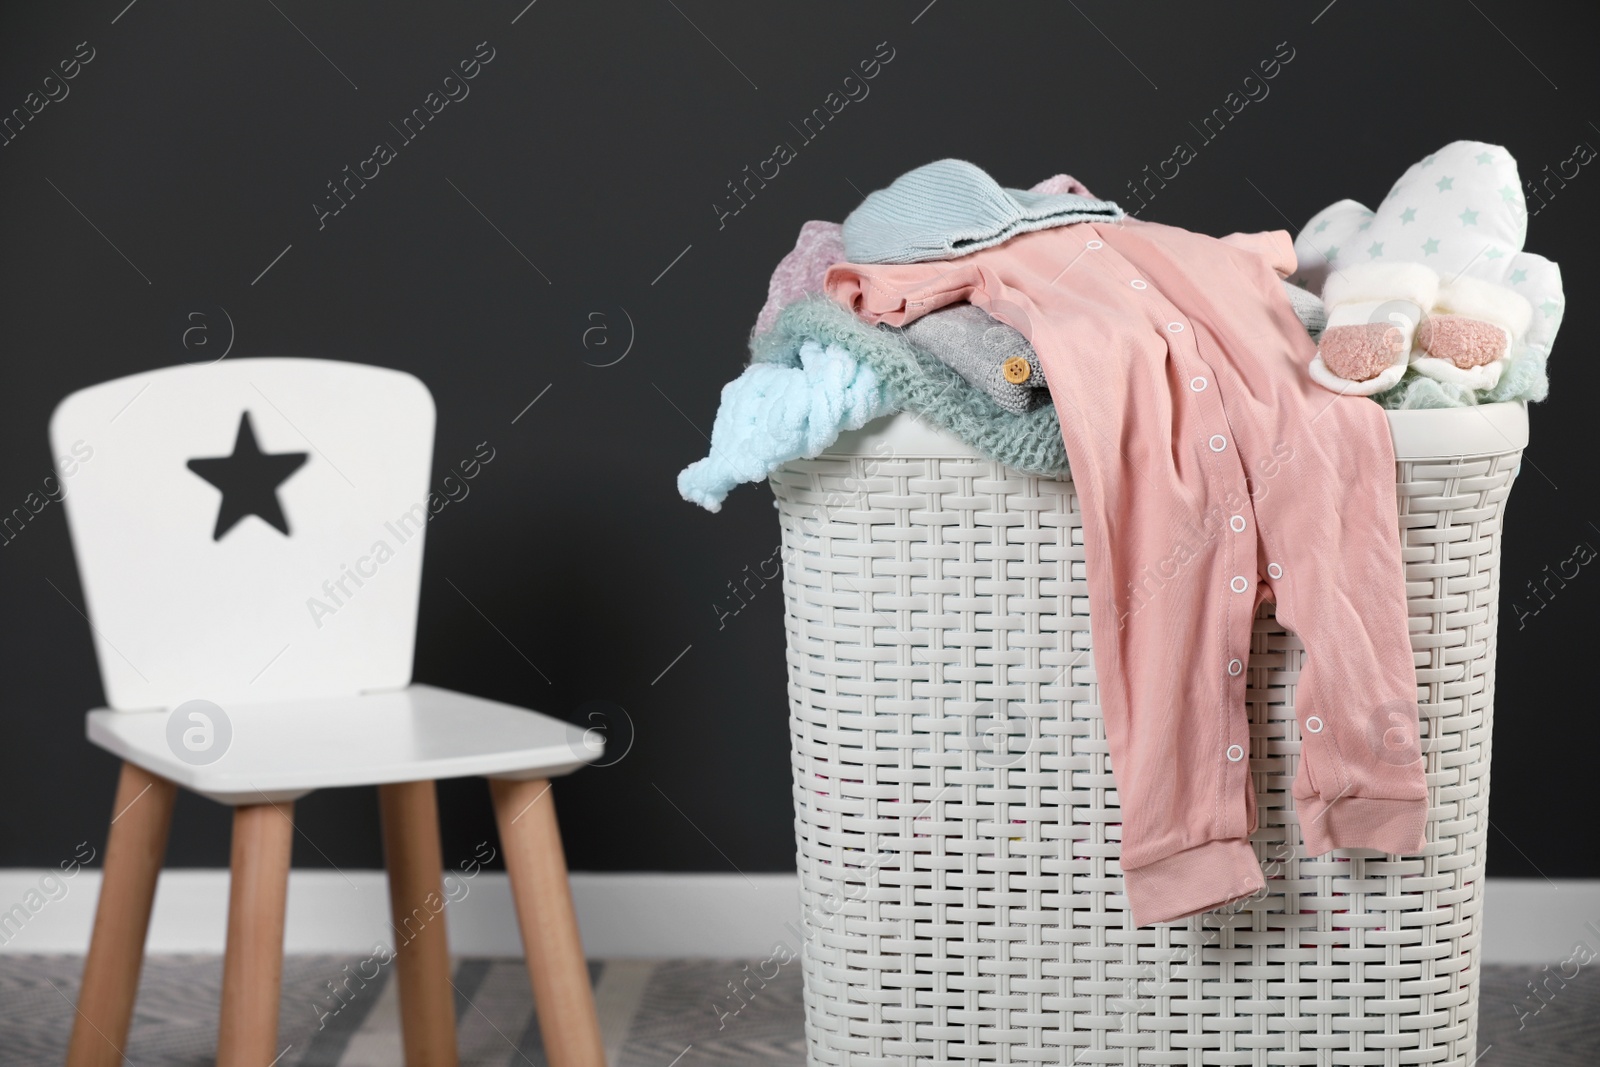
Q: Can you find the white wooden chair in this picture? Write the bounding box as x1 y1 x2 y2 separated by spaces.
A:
52 358 606 1067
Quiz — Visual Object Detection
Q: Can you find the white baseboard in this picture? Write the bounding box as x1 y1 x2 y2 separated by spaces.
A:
0 870 802 958
0 871 1593 963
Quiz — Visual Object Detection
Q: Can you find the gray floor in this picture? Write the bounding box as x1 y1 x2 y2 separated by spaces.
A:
0 958 1590 1066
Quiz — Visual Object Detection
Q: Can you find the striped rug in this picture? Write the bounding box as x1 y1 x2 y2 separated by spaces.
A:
0 958 1590 1065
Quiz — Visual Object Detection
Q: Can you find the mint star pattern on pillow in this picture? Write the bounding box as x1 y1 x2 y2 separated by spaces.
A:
1289 140 1564 408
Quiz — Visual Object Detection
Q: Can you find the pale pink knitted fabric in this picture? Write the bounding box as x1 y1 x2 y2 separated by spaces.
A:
751 175 1096 336
753 221 846 336
1027 173 1095 198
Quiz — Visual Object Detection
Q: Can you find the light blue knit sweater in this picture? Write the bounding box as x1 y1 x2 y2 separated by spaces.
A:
843 158 1123 264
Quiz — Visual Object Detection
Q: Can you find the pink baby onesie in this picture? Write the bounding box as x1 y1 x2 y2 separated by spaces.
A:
825 219 1428 927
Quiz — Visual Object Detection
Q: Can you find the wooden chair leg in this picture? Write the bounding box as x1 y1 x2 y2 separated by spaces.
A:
379 780 460 1067
65 762 178 1067
489 777 604 1067
216 800 294 1067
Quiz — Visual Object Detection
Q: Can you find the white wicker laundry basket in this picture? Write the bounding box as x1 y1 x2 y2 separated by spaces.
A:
771 402 1527 1067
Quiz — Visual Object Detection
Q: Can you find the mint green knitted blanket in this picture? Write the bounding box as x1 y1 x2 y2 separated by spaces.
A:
750 297 1070 476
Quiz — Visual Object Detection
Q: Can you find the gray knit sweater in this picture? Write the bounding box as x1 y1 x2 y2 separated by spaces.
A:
901 303 1047 414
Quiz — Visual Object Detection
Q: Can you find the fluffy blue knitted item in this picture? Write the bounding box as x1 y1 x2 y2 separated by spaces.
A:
843 158 1123 264
751 297 1070 476
677 339 892 512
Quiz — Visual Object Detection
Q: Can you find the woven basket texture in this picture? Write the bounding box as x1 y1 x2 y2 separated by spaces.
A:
771 433 1520 1067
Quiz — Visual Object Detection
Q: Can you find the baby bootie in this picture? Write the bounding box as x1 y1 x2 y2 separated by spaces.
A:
1309 262 1439 395
1411 275 1532 391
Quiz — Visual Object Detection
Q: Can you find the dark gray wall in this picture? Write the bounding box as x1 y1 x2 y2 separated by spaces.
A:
1 1 1593 879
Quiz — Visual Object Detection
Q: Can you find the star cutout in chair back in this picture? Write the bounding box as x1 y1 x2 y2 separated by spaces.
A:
187 411 309 540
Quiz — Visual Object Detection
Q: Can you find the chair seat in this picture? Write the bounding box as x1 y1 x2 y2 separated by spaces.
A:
87 684 600 804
